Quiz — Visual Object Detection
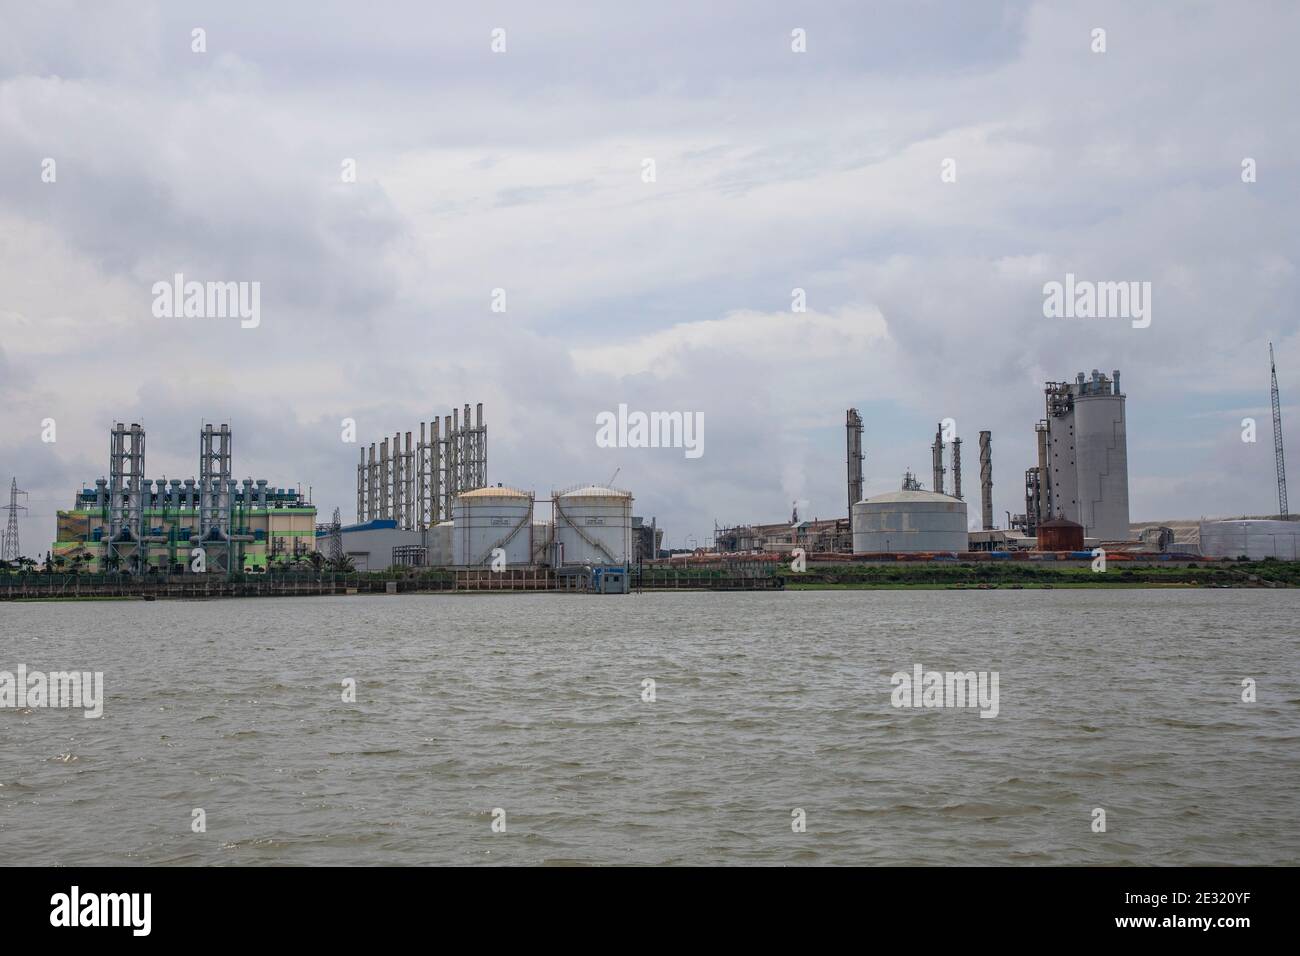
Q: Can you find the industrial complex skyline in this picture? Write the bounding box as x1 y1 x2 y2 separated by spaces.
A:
1 1 1297 551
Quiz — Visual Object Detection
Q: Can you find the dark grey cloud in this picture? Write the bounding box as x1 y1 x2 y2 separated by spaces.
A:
1 0 1297 554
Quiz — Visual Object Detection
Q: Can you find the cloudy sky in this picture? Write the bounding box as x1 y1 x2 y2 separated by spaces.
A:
1 0 1297 552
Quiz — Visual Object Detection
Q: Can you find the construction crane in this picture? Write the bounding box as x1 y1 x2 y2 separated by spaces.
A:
1270 343 1289 518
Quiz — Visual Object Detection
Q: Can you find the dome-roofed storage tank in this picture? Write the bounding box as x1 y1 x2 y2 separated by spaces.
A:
553 484 633 566
851 475 968 553
1036 515 1085 551
452 486 533 567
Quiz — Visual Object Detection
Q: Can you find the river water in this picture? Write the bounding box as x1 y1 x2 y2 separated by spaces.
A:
1 589 1297 866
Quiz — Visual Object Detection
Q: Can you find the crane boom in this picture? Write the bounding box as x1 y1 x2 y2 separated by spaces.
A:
1271 343 1288 518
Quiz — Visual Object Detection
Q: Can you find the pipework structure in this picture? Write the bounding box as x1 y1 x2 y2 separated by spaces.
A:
931 424 945 495
356 402 487 529
106 421 147 568
951 437 963 501
929 423 967 499
846 408 864 513
199 423 232 541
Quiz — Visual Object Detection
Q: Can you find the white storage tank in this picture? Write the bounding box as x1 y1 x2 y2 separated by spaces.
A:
553 484 633 566
1199 520 1299 560
1072 373 1130 540
852 489 968 553
452 486 534 566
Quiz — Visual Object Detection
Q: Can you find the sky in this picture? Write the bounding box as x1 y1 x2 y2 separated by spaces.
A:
1 0 1297 553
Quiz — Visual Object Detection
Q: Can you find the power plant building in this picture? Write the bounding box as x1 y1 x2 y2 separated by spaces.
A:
53 422 316 573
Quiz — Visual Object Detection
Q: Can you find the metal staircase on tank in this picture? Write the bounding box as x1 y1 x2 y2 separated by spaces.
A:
551 497 619 565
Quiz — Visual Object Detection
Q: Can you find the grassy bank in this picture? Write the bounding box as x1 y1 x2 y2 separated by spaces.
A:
782 560 1300 589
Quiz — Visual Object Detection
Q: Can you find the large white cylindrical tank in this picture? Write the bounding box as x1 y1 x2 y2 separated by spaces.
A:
1073 391 1130 540
553 485 633 565
852 490 968 552
452 487 533 566
1199 520 1299 560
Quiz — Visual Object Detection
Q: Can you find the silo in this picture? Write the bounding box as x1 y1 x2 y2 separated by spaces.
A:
553 485 633 565
451 487 533 566
1072 371 1129 540
851 488 968 553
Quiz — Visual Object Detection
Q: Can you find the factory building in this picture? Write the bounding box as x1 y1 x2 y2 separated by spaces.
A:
632 516 664 563
1199 519 1300 560
53 422 315 573
316 518 455 572
851 473 969 553
1024 370 1130 541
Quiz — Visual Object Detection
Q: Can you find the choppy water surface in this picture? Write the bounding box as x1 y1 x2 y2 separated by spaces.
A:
1 590 1297 866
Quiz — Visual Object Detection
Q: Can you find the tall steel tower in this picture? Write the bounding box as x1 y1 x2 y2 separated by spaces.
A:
1270 343 1288 519
328 508 343 563
845 408 864 514
2 478 28 561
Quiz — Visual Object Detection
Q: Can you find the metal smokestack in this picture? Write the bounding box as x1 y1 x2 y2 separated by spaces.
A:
846 408 864 514
979 430 993 530
932 424 945 495
952 437 963 500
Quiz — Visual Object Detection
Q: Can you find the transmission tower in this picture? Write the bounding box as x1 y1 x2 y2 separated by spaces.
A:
329 507 343 563
2 477 28 561
1270 343 1288 519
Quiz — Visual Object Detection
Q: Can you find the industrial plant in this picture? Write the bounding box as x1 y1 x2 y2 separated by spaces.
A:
317 404 648 591
25 347 1297 589
713 357 1297 562
52 422 317 573
1014 369 1130 540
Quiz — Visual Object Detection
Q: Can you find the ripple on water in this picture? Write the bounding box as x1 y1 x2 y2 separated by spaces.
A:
2 589 1298 865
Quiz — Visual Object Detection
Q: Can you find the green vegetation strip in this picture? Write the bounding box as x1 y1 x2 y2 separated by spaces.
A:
781 560 1300 588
